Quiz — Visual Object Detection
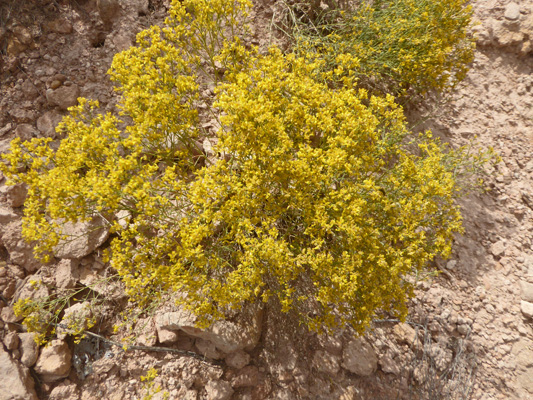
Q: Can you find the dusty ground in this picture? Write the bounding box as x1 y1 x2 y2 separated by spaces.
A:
1 0 533 399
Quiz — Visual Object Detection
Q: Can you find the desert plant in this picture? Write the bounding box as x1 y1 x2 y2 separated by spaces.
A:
410 322 477 400
2 0 491 335
13 278 102 344
289 0 475 96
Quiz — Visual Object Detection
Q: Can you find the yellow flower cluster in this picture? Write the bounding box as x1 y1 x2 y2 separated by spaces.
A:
297 0 475 95
2 0 481 334
170 48 464 331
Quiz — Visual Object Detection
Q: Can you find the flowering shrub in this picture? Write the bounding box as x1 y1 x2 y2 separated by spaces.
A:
12 280 99 344
294 0 475 95
2 0 486 334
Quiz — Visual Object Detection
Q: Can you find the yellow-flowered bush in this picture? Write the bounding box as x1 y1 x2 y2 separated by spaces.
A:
294 0 475 95
2 0 484 334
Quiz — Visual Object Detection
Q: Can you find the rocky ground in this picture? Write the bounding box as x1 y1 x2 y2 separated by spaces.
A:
0 0 533 399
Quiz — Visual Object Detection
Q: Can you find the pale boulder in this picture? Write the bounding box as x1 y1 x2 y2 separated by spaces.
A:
3 331 20 350
205 380 233 400
0 346 38 400
14 124 36 141
55 259 79 289
342 338 378 376
19 333 39 368
312 349 340 375
156 326 179 345
521 281 533 303
1 221 41 272
225 350 250 370
37 110 63 138
46 85 80 111
35 339 72 382
53 215 109 259
1 183 28 208
393 322 418 347
521 301 533 319
504 2 520 21
48 381 79 400
0 206 18 226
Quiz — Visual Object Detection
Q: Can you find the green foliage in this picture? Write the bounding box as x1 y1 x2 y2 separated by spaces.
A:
13 279 100 345
291 0 475 95
2 0 489 334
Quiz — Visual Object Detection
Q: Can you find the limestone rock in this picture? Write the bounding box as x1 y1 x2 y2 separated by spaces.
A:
46 85 80 111
231 365 259 388
518 367 533 394
19 333 39 367
155 308 197 332
504 3 520 21
393 322 417 347
521 16 533 53
55 259 79 289
8 107 38 123
317 332 343 356
0 346 38 400
0 206 19 226
12 26 32 46
130 0 149 16
1 183 28 208
205 380 233 400
134 318 157 347
251 374 272 399
521 281 533 303
14 124 36 141
490 240 506 257
521 301 533 319
53 215 110 259
312 349 340 375
2 221 41 272
155 305 262 354
225 350 250 370
35 339 72 382
0 305 20 323
7 37 27 57
195 338 222 360
48 381 79 400
3 331 20 350
492 20 525 47
0 123 13 137
512 339 533 369
37 111 63 138
182 390 198 400
207 315 262 353
20 80 39 100
379 353 400 375
112 32 134 52
156 326 179 345
13 276 49 304
338 386 359 400
342 338 378 376
521 40 532 55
